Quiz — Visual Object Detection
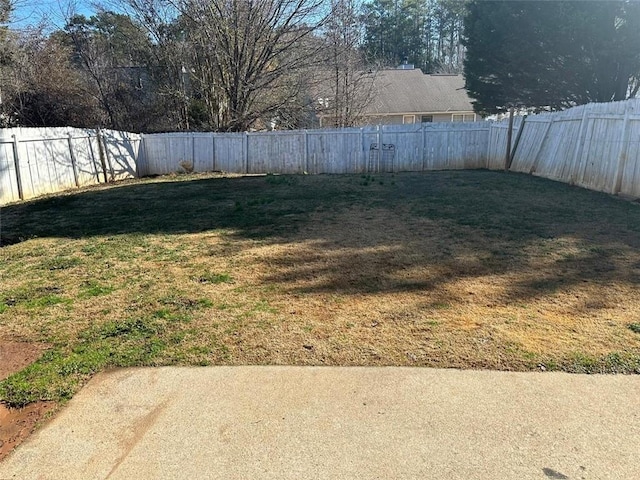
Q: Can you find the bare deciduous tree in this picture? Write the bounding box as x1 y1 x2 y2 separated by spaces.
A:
177 0 328 131
320 0 376 127
0 30 99 127
61 11 161 130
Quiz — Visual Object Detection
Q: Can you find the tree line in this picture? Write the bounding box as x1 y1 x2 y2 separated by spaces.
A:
1 1 639 132
0 0 466 132
463 0 640 115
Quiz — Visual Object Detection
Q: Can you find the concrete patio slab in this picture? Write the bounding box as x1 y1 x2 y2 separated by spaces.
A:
1 367 639 479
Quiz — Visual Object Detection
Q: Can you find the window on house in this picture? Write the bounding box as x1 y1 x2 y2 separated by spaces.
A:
452 113 476 122
421 115 433 123
403 115 415 124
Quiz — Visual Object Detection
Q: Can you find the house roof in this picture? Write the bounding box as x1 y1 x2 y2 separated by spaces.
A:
365 69 474 115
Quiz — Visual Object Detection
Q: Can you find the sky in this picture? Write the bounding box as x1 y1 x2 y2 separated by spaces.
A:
8 0 108 30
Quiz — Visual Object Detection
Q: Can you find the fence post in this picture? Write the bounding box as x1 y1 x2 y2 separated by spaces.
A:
304 130 309 174
67 133 80 187
612 110 632 195
504 107 515 171
211 133 216 171
138 133 147 178
446 129 451 168
96 129 109 183
244 132 249 174
421 123 426 171
103 133 115 181
86 134 101 182
507 116 527 170
191 132 196 173
377 124 382 173
361 128 367 174
11 133 24 200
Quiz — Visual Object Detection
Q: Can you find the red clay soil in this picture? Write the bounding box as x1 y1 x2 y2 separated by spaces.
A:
0 341 55 462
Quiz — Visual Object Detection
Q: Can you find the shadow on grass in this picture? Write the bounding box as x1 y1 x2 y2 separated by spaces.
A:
2 170 640 304
2 170 640 404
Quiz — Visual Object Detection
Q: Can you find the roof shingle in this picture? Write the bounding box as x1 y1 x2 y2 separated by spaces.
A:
365 69 474 115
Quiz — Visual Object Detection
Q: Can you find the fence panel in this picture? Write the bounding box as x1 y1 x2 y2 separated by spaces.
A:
380 127 421 172
167 133 192 174
422 129 449 170
141 134 179 175
487 124 508 170
100 129 139 181
20 132 76 198
307 130 358 173
72 134 102 186
450 126 490 170
6 100 640 205
138 123 492 176
574 116 622 192
506 99 640 198
510 118 552 174
212 134 245 173
0 127 140 204
191 133 214 172
247 132 306 174
532 118 581 181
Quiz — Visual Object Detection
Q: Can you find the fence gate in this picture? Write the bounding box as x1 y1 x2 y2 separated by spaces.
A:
368 143 396 172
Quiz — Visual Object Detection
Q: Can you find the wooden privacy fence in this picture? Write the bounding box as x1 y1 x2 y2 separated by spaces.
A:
139 123 490 177
0 127 142 204
488 99 640 197
3 99 640 205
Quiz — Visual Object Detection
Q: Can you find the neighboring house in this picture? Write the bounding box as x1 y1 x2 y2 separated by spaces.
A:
317 66 478 127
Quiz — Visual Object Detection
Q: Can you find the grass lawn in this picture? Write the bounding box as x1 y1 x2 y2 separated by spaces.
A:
1 170 640 406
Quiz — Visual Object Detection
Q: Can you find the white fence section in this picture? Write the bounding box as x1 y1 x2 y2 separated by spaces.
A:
0 127 141 204
488 99 640 197
3 100 640 205
139 123 491 177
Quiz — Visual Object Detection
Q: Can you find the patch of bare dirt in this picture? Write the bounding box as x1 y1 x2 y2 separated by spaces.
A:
0 341 47 379
0 341 55 462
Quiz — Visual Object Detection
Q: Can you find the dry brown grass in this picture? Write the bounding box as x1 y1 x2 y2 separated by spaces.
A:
1 171 639 404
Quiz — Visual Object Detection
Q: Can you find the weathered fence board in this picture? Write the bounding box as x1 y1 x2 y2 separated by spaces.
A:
0 127 141 204
495 99 640 198
4 99 640 205
141 123 492 178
